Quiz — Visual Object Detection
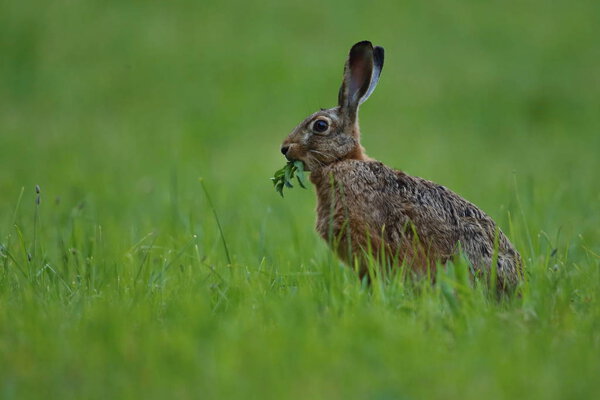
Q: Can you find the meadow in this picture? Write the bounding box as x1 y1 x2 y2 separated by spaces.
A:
1 0 599 398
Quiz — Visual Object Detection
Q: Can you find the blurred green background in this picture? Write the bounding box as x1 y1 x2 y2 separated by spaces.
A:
1 0 599 399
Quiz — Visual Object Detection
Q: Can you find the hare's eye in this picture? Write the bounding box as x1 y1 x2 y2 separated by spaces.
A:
313 119 329 133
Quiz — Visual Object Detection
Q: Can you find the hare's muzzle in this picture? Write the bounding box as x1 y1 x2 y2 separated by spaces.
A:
281 144 298 161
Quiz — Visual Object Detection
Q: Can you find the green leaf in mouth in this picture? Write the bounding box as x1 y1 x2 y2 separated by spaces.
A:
270 161 308 197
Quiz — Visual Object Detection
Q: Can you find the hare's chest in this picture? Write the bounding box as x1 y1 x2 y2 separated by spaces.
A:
313 181 381 243
314 192 346 242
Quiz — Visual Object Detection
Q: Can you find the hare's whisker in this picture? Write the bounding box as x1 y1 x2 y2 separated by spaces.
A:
307 154 325 167
309 149 335 160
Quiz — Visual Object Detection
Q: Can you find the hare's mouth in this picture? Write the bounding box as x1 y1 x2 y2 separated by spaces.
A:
286 155 311 172
283 153 296 162
285 152 313 172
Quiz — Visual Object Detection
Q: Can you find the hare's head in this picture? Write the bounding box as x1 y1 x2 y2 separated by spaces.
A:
280 41 384 171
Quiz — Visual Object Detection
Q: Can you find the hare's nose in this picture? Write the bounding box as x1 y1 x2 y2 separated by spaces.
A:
280 145 290 155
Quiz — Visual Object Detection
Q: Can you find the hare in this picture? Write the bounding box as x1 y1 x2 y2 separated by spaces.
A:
280 41 522 290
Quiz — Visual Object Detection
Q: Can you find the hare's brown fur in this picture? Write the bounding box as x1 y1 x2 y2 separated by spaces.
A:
281 41 522 289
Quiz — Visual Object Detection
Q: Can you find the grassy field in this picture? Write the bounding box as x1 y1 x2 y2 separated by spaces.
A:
1 0 599 398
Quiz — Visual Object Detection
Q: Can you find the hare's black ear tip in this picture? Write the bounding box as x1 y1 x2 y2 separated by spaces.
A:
351 40 373 50
354 40 372 46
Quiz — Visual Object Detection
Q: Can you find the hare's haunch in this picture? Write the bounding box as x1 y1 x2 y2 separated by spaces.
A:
280 41 522 289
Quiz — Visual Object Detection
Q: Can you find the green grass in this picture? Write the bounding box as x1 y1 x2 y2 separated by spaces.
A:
1 0 599 398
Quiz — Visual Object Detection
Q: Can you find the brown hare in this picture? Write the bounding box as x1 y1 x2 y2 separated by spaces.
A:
280 41 522 290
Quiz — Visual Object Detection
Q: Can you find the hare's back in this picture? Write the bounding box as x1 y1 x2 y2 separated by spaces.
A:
330 160 506 253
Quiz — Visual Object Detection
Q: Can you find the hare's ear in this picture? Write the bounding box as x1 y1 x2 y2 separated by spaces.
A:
338 41 384 121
